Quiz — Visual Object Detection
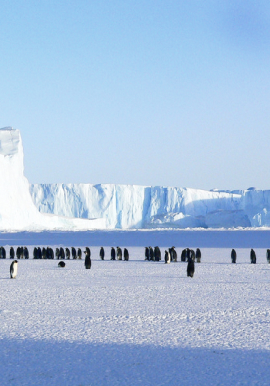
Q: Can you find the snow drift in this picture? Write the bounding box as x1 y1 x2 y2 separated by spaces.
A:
0 127 105 231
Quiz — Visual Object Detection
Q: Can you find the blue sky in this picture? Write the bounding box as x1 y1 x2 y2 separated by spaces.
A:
1 0 270 190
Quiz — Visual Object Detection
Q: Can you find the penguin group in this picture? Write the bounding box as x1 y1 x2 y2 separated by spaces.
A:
109 247 130 261
1 244 269 281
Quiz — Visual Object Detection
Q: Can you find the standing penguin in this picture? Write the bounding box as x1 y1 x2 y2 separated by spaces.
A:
10 260 18 279
231 249 237 263
111 247 116 260
195 248 201 263
100 247 105 260
77 248 82 260
250 249 256 264
187 256 195 278
124 248 129 261
65 248 71 259
116 247 122 260
84 247 91 269
181 249 187 262
145 247 150 261
23 247 29 259
169 247 177 262
164 250 171 264
154 246 161 261
71 247 77 259
10 247 15 259
266 249 270 264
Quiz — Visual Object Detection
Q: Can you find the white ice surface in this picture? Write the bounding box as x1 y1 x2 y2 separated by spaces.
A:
0 242 270 385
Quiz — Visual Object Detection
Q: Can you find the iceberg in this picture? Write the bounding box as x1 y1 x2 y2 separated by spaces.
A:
1 126 270 230
0 127 105 231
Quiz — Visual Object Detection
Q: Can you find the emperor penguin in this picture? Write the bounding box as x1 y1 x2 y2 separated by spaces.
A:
100 247 105 260
187 256 195 278
250 249 256 264
84 247 91 269
196 248 201 263
231 249 237 264
164 250 171 264
10 260 18 279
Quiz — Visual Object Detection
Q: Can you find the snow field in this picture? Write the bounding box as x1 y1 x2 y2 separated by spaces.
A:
0 247 270 385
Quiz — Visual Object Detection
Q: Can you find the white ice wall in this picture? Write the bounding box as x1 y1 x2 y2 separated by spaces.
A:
1 127 269 230
0 127 105 231
31 183 268 229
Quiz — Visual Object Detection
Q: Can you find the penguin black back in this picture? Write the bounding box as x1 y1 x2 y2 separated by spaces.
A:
250 249 256 264
187 257 195 278
71 247 77 259
100 247 105 260
231 249 237 264
267 249 270 264
84 247 91 269
111 247 116 260
10 247 15 259
195 248 201 263
124 248 129 261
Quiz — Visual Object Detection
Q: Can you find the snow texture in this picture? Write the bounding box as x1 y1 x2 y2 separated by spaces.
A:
0 127 105 231
31 182 270 229
0 231 270 385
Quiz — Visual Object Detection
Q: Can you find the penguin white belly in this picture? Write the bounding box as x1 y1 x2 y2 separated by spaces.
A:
11 262 18 278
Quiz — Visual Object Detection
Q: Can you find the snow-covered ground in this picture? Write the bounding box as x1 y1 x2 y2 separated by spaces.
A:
1 231 270 385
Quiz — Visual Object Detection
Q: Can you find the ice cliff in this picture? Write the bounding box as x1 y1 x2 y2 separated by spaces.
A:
0 127 105 230
30 183 270 229
1 127 270 230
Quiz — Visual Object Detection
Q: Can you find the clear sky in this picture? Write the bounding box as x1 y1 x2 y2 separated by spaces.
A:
1 0 270 190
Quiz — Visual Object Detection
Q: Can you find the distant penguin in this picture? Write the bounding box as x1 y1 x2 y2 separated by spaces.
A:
71 247 77 259
58 261 65 268
42 247 47 259
124 248 129 261
111 247 116 260
267 249 270 264
116 247 122 260
250 249 256 264
59 247 65 260
187 257 195 278
100 247 105 260
47 247 54 259
65 248 71 260
190 249 195 262
37 247 42 259
84 247 91 269
55 248 60 259
169 247 177 262
196 248 201 263
164 250 171 264
154 246 161 261
145 247 150 261
16 247 23 259
149 247 154 261
77 248 82 260
231 249 237 264
0 246 6 259
10 247 15 259
10 260 18 279
23 247 29 259
181 249 187 262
